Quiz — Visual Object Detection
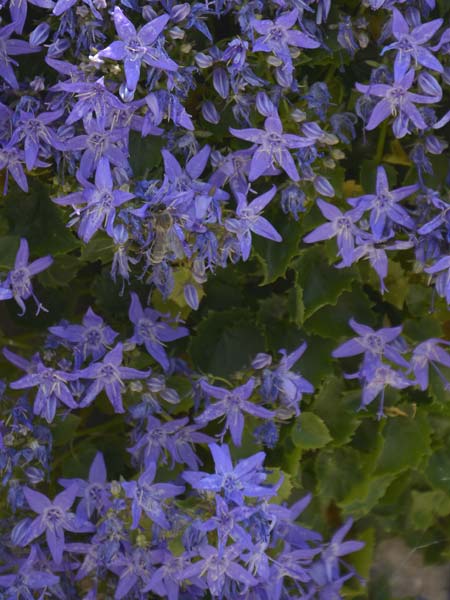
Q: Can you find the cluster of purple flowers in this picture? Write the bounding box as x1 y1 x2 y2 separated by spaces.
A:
0 294 364 597
2 0 450 596
3 439 364 599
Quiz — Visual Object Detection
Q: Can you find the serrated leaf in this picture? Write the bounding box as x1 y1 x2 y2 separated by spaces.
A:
347 528 376 582
316 447 368 507
313 376 360 446
409 490 450 531
38 254 80 288
129 132 163 178
426 447 450 495
295 247 356 320
291 412 332 449
339 473 397 518
253 217 302 284
383 262 409 310
189 309 265 376
5 182 80 255
374 413 431 476
80 233 114 263
52 414 81 446
303 284 375 339
0 236 20 269
287 282 305 325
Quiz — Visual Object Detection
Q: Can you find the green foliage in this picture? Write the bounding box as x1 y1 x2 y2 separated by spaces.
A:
189 309 265 376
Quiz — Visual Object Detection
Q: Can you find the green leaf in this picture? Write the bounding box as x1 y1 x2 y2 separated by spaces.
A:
409 490 450 531
287 281 305 325
291 412 332 449
0 236 20 269
294 247 356 320
253 217 302 284
5 182 80 255
347 527 376 582
129 132 164 178
316 447 368 507
296 335 335 387
80 232 114 263
339 473 397 518
38 254 80 288
426 447 450 495
383 262 410 310
189 309 265 376
303 284 375 339
52 414 81 446
403 316 443 342
374 413 431 476
313 376 360 446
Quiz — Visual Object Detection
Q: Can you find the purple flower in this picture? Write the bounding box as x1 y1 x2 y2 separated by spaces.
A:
9 357 78 423
77 343 151 413
9 0 55 34
251 9 319 85
196 378 274 446
97 7 177 92
185 544 258 597
381 9 443 80
198 495 254 550
108 547 153 600
321 519 364 579
425 254 450 304
361 362 411 417
57 76 125 126
122 461 184 529
128 415 189 468
347 166 417 240
0 145 30 194
62 119 129 179
225 186 282 261
410 338 450 391
356 69 438 137
59 452 111 519
169 423 214 470
10 109 63 171
260 343 314 417
0 23 41 89
143 551 204 600
128 292 189 372
0 545 59 595
332 318 409 369
54 158 134 242
183 443 278 505
48 307 118 368
20 485 95 564
5 238 53 316
229 113 314 182
304 199 363 266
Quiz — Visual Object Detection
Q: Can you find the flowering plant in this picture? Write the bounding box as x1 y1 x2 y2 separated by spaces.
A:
1 0 450 598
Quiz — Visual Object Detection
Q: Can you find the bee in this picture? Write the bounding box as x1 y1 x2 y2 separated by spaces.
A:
149 211 184 264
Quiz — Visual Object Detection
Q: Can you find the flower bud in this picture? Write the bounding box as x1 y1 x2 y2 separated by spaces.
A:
195 52 213 68
256 92 275 117
112 224 129 245
171 3 190 22
29 22 50 46
213 67 229 99
184 283 200 310
426 135 447 155
119 83 134 103
314 176 335 197
418 72 442 99
201 100 220 124
252 352 272 369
